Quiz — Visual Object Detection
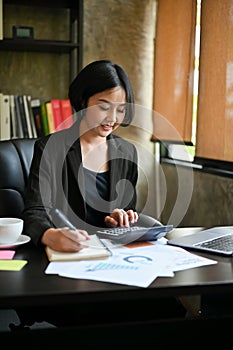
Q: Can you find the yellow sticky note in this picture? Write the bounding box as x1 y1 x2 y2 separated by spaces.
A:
0 260 28 271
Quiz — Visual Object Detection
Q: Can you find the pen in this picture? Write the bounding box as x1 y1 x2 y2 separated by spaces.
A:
50 208 112 252
98 239 112 256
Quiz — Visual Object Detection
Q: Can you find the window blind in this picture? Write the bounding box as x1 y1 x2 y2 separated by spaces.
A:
152 0 196 144
195 0 233 163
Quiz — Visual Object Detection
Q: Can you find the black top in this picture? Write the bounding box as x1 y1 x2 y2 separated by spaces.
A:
83 167 110 228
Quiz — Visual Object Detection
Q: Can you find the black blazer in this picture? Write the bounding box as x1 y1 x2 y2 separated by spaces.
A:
22 121 138 246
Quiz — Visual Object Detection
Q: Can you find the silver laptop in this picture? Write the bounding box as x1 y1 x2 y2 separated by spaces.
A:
167 226 233 256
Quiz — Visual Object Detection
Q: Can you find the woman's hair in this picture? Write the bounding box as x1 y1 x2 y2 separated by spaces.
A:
68 59 135 126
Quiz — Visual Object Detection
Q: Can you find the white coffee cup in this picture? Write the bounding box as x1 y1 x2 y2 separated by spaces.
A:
0 218 24 244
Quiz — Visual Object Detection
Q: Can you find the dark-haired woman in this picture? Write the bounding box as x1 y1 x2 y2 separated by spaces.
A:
18 60 186 328
22 60 139 252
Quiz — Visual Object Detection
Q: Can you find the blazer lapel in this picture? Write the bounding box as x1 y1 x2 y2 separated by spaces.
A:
66 139 85 198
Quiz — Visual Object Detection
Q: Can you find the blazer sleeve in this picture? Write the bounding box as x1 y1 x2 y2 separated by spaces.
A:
22 137 55 246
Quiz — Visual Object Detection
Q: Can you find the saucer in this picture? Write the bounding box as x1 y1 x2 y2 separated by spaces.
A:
0 235 31 249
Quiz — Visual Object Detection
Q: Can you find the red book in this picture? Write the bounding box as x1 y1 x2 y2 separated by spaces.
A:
51 99 63 131
60 99 73 129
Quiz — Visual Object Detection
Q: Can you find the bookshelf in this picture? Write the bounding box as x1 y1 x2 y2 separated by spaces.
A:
0 0 83 100
0 0 83 139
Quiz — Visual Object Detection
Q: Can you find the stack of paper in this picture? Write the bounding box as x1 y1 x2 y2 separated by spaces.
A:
45 238 217 288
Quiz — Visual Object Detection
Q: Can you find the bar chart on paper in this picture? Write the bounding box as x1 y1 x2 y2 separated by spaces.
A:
86 261 138 272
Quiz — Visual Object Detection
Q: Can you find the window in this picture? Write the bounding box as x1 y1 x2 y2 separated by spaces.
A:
152 0 233 176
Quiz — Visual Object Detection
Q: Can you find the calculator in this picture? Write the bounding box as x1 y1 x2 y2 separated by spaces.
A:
96 225 173 245
50 208 173 245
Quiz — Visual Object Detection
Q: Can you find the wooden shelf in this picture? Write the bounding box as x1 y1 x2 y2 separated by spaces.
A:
0 38 80 54
4 0 76 9
1 0 83 102
1 0 83 81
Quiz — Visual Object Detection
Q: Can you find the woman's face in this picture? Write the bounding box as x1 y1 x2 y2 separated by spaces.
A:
83 86 126 137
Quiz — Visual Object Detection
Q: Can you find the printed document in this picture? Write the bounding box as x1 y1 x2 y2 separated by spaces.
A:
45 238 217 288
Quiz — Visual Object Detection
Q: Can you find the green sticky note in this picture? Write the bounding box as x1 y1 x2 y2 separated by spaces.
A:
0 260 28 271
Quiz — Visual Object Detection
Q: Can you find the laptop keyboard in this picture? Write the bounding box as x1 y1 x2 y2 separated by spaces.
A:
195 234 233 252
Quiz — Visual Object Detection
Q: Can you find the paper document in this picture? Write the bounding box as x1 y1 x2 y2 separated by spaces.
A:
45 238 217 288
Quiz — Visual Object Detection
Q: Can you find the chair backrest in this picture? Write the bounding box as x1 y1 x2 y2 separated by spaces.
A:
0 138 36 218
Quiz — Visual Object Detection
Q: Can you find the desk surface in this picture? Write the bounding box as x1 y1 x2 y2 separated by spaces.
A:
1 241 233 310
2 242 233 343
0 243 233 308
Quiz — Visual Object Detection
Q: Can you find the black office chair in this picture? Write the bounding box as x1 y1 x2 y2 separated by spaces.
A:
0 138 38 330
0 138 37 218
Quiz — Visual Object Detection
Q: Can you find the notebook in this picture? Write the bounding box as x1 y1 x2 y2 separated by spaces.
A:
45 234 111 262
167 226 233 256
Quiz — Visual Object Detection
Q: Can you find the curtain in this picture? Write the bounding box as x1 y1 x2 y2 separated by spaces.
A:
152 0 196 144
195 0 233 163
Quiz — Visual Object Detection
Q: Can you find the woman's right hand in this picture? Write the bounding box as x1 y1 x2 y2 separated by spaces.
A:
104 208 138 228
41 227 90 252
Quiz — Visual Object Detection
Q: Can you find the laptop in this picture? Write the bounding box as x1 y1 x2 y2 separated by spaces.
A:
167 226 233 256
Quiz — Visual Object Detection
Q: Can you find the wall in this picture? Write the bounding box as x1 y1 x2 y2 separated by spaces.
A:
83 0 157 216
160 163 233 228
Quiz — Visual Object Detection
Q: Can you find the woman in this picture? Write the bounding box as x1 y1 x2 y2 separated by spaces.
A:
18 60 186 328
22 59 139 252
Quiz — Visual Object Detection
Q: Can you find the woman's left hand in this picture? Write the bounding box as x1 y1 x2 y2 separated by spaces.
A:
104 208 138 227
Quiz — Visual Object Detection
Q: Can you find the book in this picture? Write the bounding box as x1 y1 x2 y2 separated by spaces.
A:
51 99 63 131
30 98 44 137
9 95 17 138
27 96 38 138
45 101 55 134
23 95 33 138
40 102 50 136
0 93 11 140
17 95 29 138
45 234 111 262
60 99 73 129
14 95 24 138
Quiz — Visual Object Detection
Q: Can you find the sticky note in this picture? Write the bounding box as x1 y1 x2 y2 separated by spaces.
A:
0 260 28 271
0 250 15 260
